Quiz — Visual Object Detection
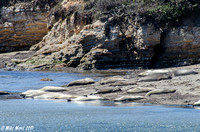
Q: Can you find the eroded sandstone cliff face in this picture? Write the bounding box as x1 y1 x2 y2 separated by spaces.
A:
0 0 59 52
22 0 162 70
3 0 200 70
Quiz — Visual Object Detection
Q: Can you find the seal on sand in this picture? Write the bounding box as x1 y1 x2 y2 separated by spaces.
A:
138 73 172 82
173 69 198 76
67 78 95 86
145 89 176 96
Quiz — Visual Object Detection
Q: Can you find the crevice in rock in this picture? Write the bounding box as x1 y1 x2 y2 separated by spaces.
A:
150 30 167 68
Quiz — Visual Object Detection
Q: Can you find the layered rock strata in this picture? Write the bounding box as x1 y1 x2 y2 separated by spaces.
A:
0 0 59 52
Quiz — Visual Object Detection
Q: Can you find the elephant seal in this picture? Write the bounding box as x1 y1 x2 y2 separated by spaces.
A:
114 95 145 102
67 78 95 86
99 76 127 85
173 69 198 76
39 86 67 92
33 93 76 100
145 89 176 96
109 80 136 86
127 87 155 94
21 90 46 98
138 70 172 77
138 73 172 82
96 87 121 94
0 91 9 95
193 100 200 106
71 95 103 101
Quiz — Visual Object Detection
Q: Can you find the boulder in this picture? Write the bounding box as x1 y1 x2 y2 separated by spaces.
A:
114 95 145 102
71 95 103 101
146 89 176 96
99 76 127 85
127 87 155 94
67 78 95 86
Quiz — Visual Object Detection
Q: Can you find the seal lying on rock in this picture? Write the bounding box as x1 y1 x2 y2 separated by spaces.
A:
71 95 103 101
138 73 172 82
114 95 145 102
145 89 176 96
0 91 9 95
99 76 127 85
21 90 46 98
67 78 95 86
193 100 200 106
173 69 198 76
109 80 136 86
22 89 76 100
127 87 155 94
138 70 172 77
39 86 67 92
33 93 76 100
96 87 121 94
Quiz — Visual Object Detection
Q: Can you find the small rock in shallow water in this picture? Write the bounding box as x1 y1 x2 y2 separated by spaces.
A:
67 78 95 86
114 96 145 102
40 78 53 81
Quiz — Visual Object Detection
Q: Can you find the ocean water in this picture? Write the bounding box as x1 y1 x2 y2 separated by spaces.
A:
0 71 200 131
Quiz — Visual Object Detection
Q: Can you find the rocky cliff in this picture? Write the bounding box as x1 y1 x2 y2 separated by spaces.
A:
0 0 59 52
2 0 200 70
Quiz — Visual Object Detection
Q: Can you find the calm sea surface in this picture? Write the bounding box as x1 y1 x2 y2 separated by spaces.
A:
0 71 200 131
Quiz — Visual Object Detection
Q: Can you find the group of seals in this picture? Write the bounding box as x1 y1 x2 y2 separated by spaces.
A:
137 69 198 82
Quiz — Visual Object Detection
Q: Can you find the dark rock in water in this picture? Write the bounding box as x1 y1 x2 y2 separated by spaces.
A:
96 88 121 94
0 91 9 95
0 94 24 99
40 78 53 81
